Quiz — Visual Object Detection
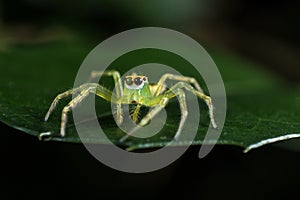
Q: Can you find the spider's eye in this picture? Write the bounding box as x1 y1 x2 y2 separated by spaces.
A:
125 77 133 85
134 77 143 85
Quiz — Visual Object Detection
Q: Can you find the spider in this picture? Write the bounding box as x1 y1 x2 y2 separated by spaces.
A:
44 70 217 141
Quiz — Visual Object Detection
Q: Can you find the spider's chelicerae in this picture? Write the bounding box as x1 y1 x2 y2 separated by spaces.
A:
44 70 217 141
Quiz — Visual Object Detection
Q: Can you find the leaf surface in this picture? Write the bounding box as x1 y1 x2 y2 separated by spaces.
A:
1 40 299 152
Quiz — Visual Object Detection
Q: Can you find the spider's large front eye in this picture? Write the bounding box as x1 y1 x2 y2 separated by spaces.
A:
125 77 133 85
134 77 143 85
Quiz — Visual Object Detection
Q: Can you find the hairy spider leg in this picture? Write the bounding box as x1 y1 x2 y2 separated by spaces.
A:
87 70 123 125
119 81 217 142
154 73 204 96
155 74 217 129
60 87 92 137
169 82 217 129
172 88 188 140
45 83 116 136
44 87 82 121
88 70 123 96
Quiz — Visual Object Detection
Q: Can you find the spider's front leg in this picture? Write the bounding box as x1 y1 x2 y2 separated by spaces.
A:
44 87 81 122
88 70 123 125
154 73 204 96
45 83 114 136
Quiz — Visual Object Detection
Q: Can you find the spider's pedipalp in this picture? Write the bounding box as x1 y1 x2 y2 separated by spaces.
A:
132 104 142 123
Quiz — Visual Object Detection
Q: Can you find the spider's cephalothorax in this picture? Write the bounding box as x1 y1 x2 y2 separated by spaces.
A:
123 73 153 106
44 70 217 141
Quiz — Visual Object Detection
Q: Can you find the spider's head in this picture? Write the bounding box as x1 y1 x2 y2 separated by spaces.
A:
124 73 148 90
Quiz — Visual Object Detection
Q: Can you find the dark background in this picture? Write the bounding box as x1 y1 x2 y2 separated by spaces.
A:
1 0 300 199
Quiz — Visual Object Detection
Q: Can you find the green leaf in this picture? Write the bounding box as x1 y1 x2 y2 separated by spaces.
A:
1 39 300 152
